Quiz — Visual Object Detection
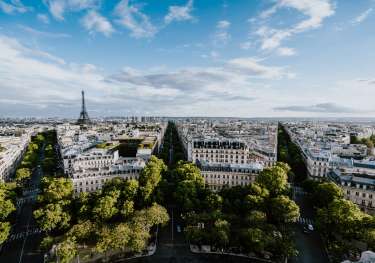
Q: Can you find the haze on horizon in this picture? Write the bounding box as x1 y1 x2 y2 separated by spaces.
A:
0 0 374 118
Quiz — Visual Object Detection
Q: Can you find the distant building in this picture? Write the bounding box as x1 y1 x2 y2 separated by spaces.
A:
57 121 167 194
0 128 34 182
77 90 91 125
329 169 375 214
176 120 277 190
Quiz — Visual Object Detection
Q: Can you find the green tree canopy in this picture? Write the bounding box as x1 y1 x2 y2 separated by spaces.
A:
92 193 119 221
15 168 31 182
312 182 344 208
39 177 73 203
0 222 11 245
120 200 134 218
34 202 71 232
138 156 167 203
317 199 367 238
256 165 288 196
269 195 300 223
173 161 204 185
66 220 94 243
56 238 77 263
0 198 16 220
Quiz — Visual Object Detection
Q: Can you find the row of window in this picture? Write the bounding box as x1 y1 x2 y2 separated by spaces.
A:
347 190 373 199
193 149 245 154
74 175 138 191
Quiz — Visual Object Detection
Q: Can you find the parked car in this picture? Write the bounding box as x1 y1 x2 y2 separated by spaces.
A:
303 224 314 233
177 225 181 233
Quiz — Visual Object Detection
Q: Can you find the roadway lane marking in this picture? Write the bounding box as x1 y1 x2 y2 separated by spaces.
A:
18 211 32 263
171 209 174 241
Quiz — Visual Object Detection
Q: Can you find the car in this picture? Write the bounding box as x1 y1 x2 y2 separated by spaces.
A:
303 224 314 233
177 225 181 233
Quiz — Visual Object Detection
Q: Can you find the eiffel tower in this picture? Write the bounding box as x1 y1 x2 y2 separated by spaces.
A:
77 90 91 125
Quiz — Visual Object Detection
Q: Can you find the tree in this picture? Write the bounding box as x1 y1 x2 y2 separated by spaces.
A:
174 180 199 211
56 238 77 263
120 200 134 218
39 177 73 203
138 156 167 204
246 210 267 227
185 225 206 245
256 166 288 196
203 192 223 211
312 182 344 208
15 168 31 182
92 194 119 221
34 134 46 145
122 179 139 200
316 199 367 238
269 196 300 223
112 223 132 251
95 226 114 254
128 223 151 252
0 222 10 245
241 228 270 253
211 219 230 248
34 202 71 231
40 236 54 251
173 161 204 185
66 220 94 243
364 229 375 250
0 198 15 220
132 203 169 228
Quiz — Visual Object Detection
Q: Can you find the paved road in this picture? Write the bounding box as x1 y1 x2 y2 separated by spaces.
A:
290 187 329 263
125 206 257 263
0 145 46 263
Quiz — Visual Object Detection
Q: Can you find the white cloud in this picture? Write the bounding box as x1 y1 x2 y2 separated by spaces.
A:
81 10 114 37
0 0 28 14
0 34 298 117
37 13 50 24
114 0 157 39
201 50 219 59
164 0 195 24
274 103 368 113
213 20 231 46
217 20 230 29
226 57 294 79
43 0 99 21
277 47 296 56
256 0 335 51
240 41 253 50
18 25 71 38
352 8 373 25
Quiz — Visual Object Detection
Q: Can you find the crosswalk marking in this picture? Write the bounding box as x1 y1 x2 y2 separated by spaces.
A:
296 217 314 225
7 228 42 242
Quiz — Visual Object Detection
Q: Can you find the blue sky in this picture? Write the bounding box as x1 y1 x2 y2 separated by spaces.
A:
0 0 374 117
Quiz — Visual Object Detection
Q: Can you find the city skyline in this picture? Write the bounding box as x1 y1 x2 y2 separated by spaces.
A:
1 0 375 118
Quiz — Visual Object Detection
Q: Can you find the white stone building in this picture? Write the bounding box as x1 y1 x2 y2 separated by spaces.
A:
176 120 277 190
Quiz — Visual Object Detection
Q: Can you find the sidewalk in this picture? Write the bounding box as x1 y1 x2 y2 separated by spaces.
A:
190 245 273 262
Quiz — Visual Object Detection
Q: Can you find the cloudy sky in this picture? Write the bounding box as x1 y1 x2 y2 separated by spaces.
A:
0 0 374 118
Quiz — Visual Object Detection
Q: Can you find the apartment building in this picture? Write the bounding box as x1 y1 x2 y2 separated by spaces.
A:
198 161 263 191
70 148 145 194
329 168 375 214
284 121 375 213
176 119 277 190
57 121 166 194
0 128 33 182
